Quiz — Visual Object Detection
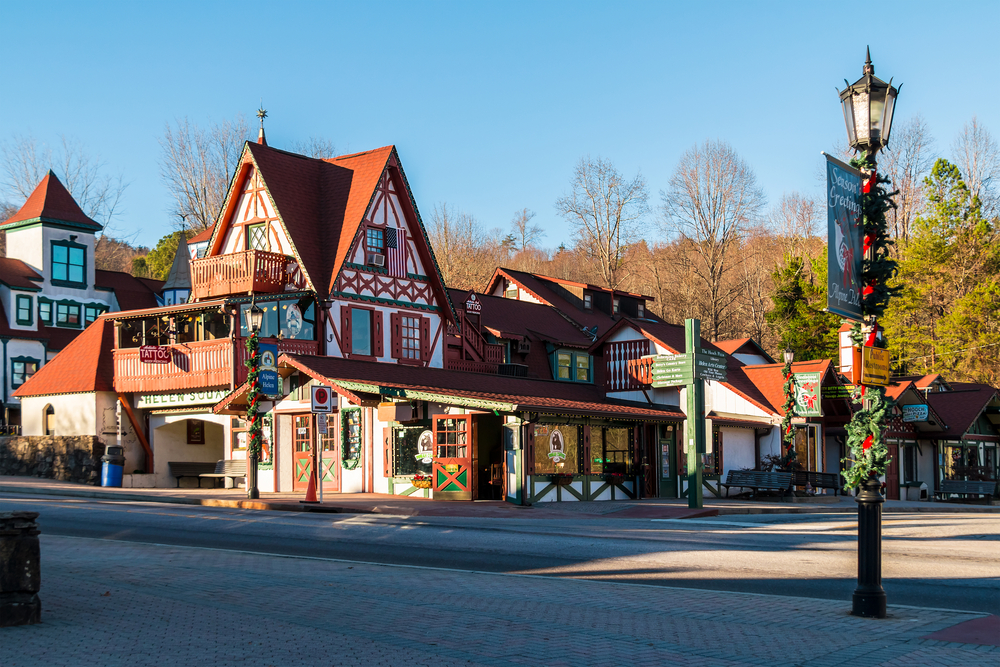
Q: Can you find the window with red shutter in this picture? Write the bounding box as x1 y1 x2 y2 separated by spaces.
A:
390 312 402 359
419 316 431 361
373 311 384 357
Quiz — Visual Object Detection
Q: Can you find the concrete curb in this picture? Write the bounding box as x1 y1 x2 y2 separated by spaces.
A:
0 484 370 514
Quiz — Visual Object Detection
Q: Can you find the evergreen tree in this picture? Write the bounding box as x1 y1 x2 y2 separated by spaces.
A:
765 253 839 361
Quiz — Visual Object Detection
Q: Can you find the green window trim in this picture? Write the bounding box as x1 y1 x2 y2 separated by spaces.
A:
84 303 108 326
552 349 592 383
11 356 40 389
15 294 33 326
38 298 53 325
55 301 82 328
50 239 88 288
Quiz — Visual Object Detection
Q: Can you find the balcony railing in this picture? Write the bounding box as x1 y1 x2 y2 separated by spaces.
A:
113 337 320 394
190 249 288 300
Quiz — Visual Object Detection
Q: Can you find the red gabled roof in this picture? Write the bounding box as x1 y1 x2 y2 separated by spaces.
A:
95 270 163 311
13 320 115 397
2 171 102 231
187 227 213 244
714 338 776 363
0 257 43 291
447 288 590 347
741 359 837 417
274 354 685 422
925 384 1000 439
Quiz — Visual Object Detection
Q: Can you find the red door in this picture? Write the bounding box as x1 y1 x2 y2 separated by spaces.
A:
319 416 340 492
885 442 900 500
432 415 473 500
292 414 313 491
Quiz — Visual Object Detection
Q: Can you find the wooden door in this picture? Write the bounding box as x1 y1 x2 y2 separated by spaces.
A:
292 414 313 491
432 415 473 500
319 416 340 492
659 425 678 498
885 442 900 500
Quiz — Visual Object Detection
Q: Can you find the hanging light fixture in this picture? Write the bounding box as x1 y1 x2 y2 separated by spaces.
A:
245 303 264 334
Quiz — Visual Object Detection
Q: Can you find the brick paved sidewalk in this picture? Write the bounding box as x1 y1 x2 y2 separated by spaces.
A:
1 535 996 667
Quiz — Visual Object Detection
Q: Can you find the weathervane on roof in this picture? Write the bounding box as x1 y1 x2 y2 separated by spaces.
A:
256 101 268 145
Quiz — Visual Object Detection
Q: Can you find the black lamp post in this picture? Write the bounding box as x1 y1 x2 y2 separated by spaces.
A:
838 48 900 619
782 348 794 366
245 303 264 500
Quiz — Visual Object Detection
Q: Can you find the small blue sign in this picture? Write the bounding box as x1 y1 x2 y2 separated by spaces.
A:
259 342 280 397
902 404 929 423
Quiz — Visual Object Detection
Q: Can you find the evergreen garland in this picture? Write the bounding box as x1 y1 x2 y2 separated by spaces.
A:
341 407 362 470
841 156 900 488
244 331 262 460
780 357 795 446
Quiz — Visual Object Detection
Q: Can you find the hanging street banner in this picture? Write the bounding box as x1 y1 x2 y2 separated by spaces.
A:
792 371 823 417
825 153 864 321
259 342 280 397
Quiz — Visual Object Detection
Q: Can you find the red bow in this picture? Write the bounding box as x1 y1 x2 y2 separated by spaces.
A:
863 171 877 194
862 435 874 451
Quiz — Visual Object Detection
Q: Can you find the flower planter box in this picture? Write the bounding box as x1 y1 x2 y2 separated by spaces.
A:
550 475 574 486
411 478 433 489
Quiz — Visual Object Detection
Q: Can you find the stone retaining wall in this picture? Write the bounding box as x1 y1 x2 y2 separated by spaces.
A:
0 436 106 485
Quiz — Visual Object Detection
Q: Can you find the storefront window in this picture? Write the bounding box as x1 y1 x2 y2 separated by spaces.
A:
944 443 992 480
793 425 821 471
591 427 632 475
533 424 580 475
392 426 433 477
435 417 468 458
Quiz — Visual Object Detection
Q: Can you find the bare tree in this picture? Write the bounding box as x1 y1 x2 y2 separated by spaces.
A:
661 140 765 341
879 115 935 242
508 208 545 251
428 203 508 290
555 156 648 289
768 192 819 257
291 136 337 159
0 134 127 225
952 116 1000 217
159 115 252 233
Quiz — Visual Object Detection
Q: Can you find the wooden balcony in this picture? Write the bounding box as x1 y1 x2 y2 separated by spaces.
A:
190 249 288 300
113 337 320 394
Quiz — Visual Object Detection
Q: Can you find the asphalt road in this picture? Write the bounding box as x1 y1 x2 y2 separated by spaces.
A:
2 493 998 614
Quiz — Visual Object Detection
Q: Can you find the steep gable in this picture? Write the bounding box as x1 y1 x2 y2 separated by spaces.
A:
1 171 102 231
13 319 115 397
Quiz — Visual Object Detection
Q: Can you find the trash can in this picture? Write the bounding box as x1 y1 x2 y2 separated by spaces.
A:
101 445 125 487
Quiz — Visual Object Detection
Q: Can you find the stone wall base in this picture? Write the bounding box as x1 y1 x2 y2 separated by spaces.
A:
0 436 105 485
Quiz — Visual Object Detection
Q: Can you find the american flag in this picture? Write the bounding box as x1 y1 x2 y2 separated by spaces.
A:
385 226 407 278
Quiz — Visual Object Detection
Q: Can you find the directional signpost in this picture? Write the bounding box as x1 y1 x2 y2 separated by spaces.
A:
647 319 724 509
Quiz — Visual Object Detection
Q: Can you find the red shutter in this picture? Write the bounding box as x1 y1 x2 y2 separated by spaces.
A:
373 310 384 357
420 316 431 361
524 425 535 475
340 306 351 356
383 427 392 478
390 312 402 359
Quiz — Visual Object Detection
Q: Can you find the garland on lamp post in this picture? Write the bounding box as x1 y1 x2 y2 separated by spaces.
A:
840 158 901 490
779 354 798 470
244 329 262 498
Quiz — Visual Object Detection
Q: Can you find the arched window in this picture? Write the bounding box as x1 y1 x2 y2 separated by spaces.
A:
44 405 55 436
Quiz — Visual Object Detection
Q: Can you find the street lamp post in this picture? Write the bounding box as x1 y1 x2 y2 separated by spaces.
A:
838 48 900 619
244 303 264 500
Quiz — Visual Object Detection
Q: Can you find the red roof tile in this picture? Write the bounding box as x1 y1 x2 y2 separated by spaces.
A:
447 288 590 347
0 258 43 291
187 227 214 244
13 320 115 397
714 338 775 362
485 268 619 332
2 171 102 231
278 354 685 422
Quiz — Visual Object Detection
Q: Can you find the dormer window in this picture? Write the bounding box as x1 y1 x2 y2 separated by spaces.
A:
505 283 518 299
51 240 86 287
637 302 645 318
583 292 593 310
612 297 620 315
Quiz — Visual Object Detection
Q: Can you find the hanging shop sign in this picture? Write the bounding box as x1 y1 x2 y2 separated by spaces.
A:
902 404 929 423
415 430 434 463
860 347 890 387
259 342 279 397
139 345 172 364
465 292 482 314
548 428 567 464
136 389 230 409
825 154 864 321
792 372 823 417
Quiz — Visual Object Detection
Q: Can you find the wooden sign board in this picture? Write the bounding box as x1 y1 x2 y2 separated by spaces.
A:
860 347 890 387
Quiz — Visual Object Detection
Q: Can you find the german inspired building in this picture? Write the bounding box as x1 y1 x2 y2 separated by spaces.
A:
13 139 999 500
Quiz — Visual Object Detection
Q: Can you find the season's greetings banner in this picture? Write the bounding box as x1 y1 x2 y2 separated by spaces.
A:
826 154 863 321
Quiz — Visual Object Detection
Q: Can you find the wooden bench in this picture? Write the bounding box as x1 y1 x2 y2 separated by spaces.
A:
792 471 842 496
168 461 217 488
720 470 792 499
937 479 997 504
199 460 247 488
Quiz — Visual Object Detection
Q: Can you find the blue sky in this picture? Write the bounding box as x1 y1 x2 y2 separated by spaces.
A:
2 1 998 249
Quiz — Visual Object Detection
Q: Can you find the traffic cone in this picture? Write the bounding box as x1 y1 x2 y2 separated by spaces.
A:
300 468 319 504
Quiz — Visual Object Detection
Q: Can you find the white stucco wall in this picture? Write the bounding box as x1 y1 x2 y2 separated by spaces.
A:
324 302 446 369
719 427 755 476
149 413 228 488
